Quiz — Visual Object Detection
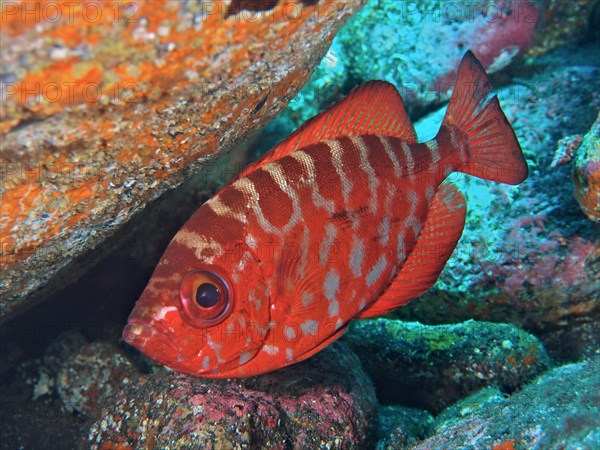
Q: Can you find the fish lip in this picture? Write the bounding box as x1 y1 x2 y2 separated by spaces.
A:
122 319 183 362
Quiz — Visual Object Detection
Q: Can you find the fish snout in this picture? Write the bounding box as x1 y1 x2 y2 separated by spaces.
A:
122 320 183 365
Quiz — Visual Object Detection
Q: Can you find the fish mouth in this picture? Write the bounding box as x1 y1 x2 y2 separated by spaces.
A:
122 319 183 365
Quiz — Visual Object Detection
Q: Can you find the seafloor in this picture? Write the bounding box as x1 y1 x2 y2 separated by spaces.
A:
1 1 599 449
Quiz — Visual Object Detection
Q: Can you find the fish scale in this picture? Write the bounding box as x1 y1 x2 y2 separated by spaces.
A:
123 51 528 377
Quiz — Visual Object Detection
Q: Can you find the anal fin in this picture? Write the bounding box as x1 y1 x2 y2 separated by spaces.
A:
356 182 466 319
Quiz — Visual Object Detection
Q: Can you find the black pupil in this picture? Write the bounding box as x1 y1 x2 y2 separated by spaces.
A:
195 283 220 308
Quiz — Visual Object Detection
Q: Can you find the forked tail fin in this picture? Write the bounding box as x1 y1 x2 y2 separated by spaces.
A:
442 51 528 185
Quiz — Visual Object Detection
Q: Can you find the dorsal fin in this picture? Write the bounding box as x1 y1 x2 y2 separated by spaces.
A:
356 182 466 319
238 81 417 178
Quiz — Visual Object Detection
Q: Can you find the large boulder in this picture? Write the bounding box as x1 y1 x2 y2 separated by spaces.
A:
333 0 540 114
343 318 550 413
411 357 600 449
0 0 364 321
87 342 377 449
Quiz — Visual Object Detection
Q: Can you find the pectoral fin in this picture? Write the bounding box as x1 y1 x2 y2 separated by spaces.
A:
356 182 466 319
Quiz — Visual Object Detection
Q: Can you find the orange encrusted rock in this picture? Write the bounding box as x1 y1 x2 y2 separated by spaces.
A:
0 0 363 320
573 112 600 222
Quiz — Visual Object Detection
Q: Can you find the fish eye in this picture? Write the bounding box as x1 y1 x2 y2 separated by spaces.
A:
195 283 219 308
179 270 233 326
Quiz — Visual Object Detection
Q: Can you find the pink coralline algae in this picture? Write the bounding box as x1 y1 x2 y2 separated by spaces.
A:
336 0 539 115
87 342 377 449
470 0 539 72
490 215 594 297
433 0 539 91
551 134 583 168
471 211 599 350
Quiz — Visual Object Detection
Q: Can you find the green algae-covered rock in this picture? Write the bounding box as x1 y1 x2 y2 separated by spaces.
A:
344 318 550 413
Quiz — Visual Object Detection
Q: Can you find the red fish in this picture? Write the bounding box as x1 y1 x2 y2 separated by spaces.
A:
123 51 527 378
